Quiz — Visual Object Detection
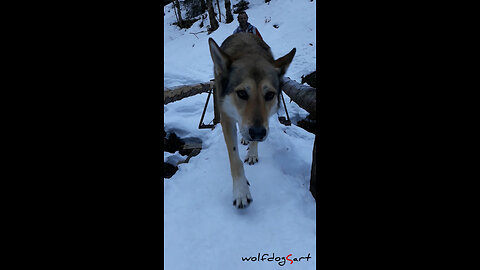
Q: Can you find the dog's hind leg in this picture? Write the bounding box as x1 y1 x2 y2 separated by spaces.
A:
221 116 253 208
244 141 259 165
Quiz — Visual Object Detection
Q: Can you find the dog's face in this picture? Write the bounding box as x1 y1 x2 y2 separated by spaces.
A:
209 38 295 142
221 58 281 141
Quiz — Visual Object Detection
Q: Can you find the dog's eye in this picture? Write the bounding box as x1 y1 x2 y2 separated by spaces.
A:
236 90 248 100
265 91 275 101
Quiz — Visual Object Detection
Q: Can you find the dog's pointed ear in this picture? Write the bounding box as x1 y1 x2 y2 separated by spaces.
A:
209 38 231 76
274 48 296 76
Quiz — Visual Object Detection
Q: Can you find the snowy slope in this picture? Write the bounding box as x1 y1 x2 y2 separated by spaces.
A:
164 1 316 269
164 0 316 87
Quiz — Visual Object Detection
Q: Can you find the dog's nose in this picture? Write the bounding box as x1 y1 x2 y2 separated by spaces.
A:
249 126 266 141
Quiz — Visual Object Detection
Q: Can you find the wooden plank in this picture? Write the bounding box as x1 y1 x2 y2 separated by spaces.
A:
164 81 215 104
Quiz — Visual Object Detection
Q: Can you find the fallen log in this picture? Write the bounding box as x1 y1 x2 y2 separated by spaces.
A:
164 81 215 105
281 76 316 117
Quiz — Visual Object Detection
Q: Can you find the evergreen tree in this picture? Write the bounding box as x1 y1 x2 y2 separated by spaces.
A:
233 0 249 14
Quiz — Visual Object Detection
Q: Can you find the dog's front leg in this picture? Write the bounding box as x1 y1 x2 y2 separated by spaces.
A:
244 141 259 165
221 116 253 208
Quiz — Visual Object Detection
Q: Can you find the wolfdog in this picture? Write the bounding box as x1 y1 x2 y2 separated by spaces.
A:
208 32 295 208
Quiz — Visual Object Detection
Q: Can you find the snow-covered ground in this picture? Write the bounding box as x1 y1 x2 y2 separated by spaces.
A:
164 1 316 269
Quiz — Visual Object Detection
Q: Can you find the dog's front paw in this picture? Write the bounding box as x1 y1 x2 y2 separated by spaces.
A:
232 178 253 209
240 138 249 145
244 153 258 165
233 192 253 208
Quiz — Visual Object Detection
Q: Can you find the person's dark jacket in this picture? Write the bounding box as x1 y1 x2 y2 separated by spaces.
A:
233 23 263 40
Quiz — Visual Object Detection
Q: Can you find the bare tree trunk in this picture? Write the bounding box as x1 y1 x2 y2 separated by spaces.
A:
216 0 222 22
199 0 206 13
173 2 179 23
206 0 219 32
225 0 234 23
174 0 184 28
281 77 317 118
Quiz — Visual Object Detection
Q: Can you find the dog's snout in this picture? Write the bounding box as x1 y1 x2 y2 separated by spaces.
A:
249 126 266 141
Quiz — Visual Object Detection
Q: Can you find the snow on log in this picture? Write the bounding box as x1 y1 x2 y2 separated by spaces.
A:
164 81 215 105
281 77 316 117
